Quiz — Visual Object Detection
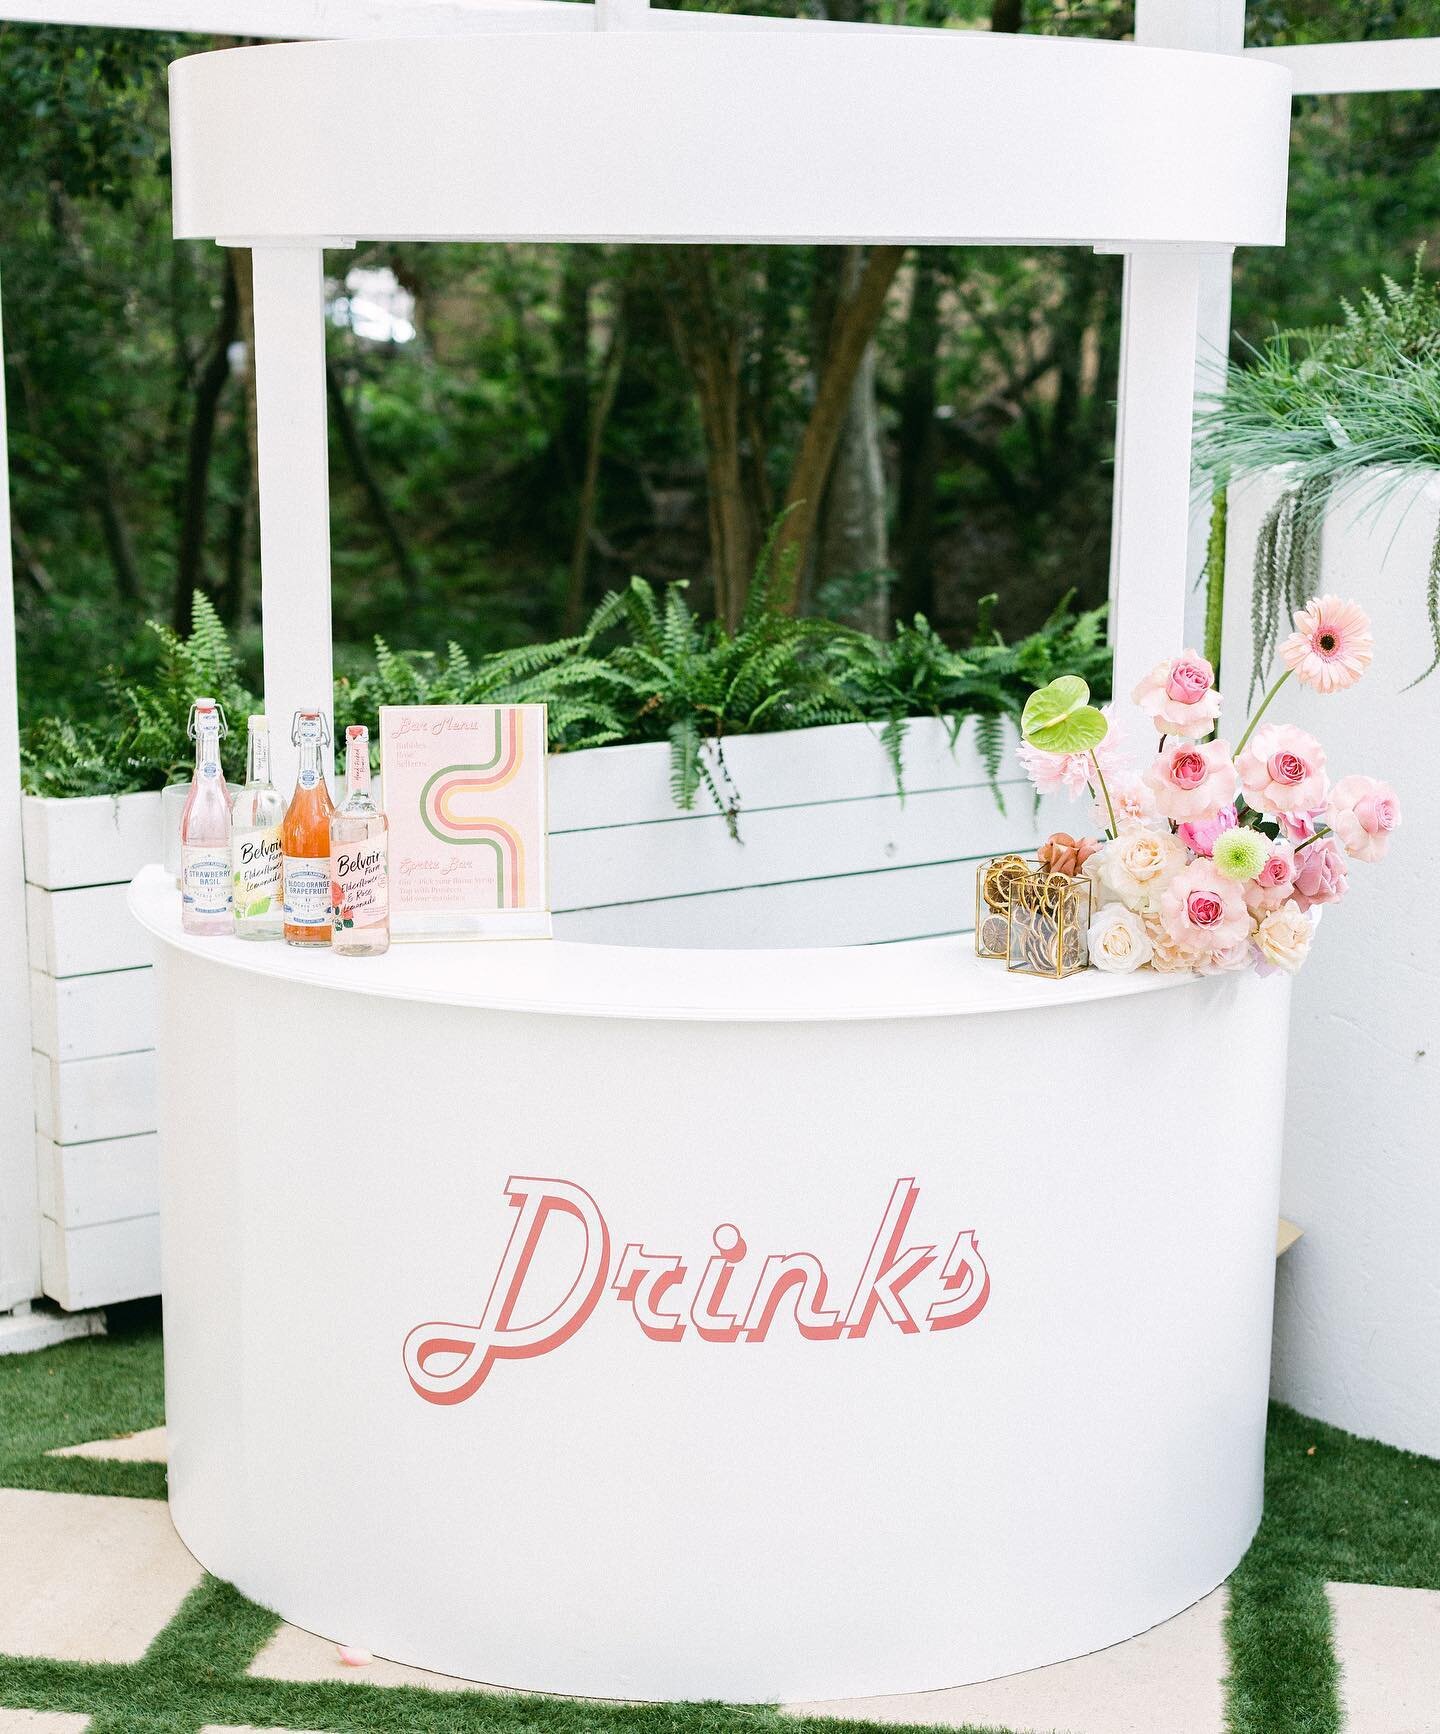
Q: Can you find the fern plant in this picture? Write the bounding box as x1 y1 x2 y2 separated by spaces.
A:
22 592 256 797
22 580 1111 835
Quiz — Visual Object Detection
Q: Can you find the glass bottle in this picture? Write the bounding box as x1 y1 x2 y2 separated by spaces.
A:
180 697 233 936
230 716 285 941
281 708 335 948
329 724 390 957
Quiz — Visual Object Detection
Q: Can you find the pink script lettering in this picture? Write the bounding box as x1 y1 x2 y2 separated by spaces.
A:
403 1176 990 1405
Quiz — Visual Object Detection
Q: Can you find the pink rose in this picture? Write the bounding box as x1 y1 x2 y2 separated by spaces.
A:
1159 859 1252 957
1235 724 1327 818
1246 840 1296 912
1143 738 1236 822
1131 651 1222 740
1291 836 1349 910
1328 775 1400 864
1277 805 1327 844
1177 804 1237 858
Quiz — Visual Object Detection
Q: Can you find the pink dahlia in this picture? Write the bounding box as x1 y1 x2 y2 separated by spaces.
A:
1158 859 1252 957
1280 595 1374 693
1131 650 1222 739
1328 775 1401 863
1291 836 1349 910
1143 738 1236 822
1235 723 1327 818
1177 804 1238 858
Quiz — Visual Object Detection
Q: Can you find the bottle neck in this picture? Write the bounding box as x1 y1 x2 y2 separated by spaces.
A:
295 738 323 793
194 724 222 782
345 734 372 803
246 727 271 787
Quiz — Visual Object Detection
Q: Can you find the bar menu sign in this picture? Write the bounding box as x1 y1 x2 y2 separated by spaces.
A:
378 704 551 939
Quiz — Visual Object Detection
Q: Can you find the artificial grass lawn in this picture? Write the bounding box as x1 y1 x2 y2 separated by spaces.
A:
2 1310 1439 1734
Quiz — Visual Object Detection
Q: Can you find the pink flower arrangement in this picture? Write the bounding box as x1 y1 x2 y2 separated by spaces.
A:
1280 595 1374 694
1176 803 1237 857
1235 723 1328 819
1014 592 1396 978
1131 651 1222 739
1328 774 1401 863
1142 738 1235 821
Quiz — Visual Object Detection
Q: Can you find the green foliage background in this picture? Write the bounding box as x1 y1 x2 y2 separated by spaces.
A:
5 0 1440 734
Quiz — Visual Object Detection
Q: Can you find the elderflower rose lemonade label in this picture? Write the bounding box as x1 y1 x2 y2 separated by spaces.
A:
329 725 390 956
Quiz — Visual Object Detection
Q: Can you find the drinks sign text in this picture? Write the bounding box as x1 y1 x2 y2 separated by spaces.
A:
404 1175 990 1404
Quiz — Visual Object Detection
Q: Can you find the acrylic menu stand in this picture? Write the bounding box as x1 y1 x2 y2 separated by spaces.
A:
136 12 1294 1704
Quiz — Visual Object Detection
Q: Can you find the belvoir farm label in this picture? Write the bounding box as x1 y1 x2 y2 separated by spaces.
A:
403 1177 990 1405
378 704 549 938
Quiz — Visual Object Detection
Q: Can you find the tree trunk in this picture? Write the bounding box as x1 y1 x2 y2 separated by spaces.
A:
815 249 891 634
93 451 142 609
660 247 757 629
174 256 239 631
326 363 422 600
222 246 259 630
775 244 905 595
564 306 626 633
894 252 943 623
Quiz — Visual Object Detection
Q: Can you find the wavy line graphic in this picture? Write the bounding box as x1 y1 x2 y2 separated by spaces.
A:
419 709 528 907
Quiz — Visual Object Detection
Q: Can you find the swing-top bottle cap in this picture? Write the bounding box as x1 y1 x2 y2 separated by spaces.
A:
346 725 367 742
290 708 330 746
187 697 227 739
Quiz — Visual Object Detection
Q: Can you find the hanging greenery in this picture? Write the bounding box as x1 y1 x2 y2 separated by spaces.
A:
1194 255 1440 697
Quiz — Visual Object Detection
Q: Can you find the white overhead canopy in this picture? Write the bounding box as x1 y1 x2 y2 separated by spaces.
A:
168 30 1290 248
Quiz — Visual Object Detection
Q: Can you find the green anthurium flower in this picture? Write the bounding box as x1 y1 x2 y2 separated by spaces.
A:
1021 675 1108 755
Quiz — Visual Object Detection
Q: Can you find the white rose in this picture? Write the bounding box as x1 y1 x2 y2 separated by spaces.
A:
1088 903 1153 974
1093 825 1187 913
1255 903 1314 974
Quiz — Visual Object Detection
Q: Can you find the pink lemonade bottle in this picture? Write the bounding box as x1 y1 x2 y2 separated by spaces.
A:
179 697 234 936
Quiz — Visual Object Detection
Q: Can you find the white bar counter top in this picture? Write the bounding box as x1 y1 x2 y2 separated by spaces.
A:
128 863 1198 1023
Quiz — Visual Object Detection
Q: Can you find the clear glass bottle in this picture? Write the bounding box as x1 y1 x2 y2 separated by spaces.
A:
179 697 233 936
230 716 285 941
281 708 335 948
329 724 390 957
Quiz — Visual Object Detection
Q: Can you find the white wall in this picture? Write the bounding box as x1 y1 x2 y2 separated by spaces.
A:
1224 469 1440 1456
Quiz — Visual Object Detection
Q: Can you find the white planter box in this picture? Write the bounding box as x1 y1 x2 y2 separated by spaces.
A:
1224 468 1440 1457
19 712 1062 1309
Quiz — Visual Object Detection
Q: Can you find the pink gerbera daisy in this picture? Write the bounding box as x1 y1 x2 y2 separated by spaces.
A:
1280 595 1373 693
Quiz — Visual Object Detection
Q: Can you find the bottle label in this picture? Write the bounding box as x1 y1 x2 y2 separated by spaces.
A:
182 846 233 919
331 835 389 932
283 856 331 929
232 825 281 919
298 760 320 791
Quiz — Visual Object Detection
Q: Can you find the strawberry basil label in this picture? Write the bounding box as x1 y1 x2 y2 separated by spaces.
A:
404 1176 990 1405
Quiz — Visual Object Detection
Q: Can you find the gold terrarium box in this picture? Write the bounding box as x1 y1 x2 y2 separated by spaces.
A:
974 855 1092 980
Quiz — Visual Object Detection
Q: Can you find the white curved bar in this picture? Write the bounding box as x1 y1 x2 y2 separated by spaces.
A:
133 866 1290 1701
169 32 1290 246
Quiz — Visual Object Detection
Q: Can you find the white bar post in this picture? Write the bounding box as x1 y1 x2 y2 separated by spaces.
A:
249 245 335 797
0 266 41 1314
1130 0 1246 653
1107 248 1204 704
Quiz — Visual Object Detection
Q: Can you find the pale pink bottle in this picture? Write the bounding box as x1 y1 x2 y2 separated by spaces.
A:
179 697 234 935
